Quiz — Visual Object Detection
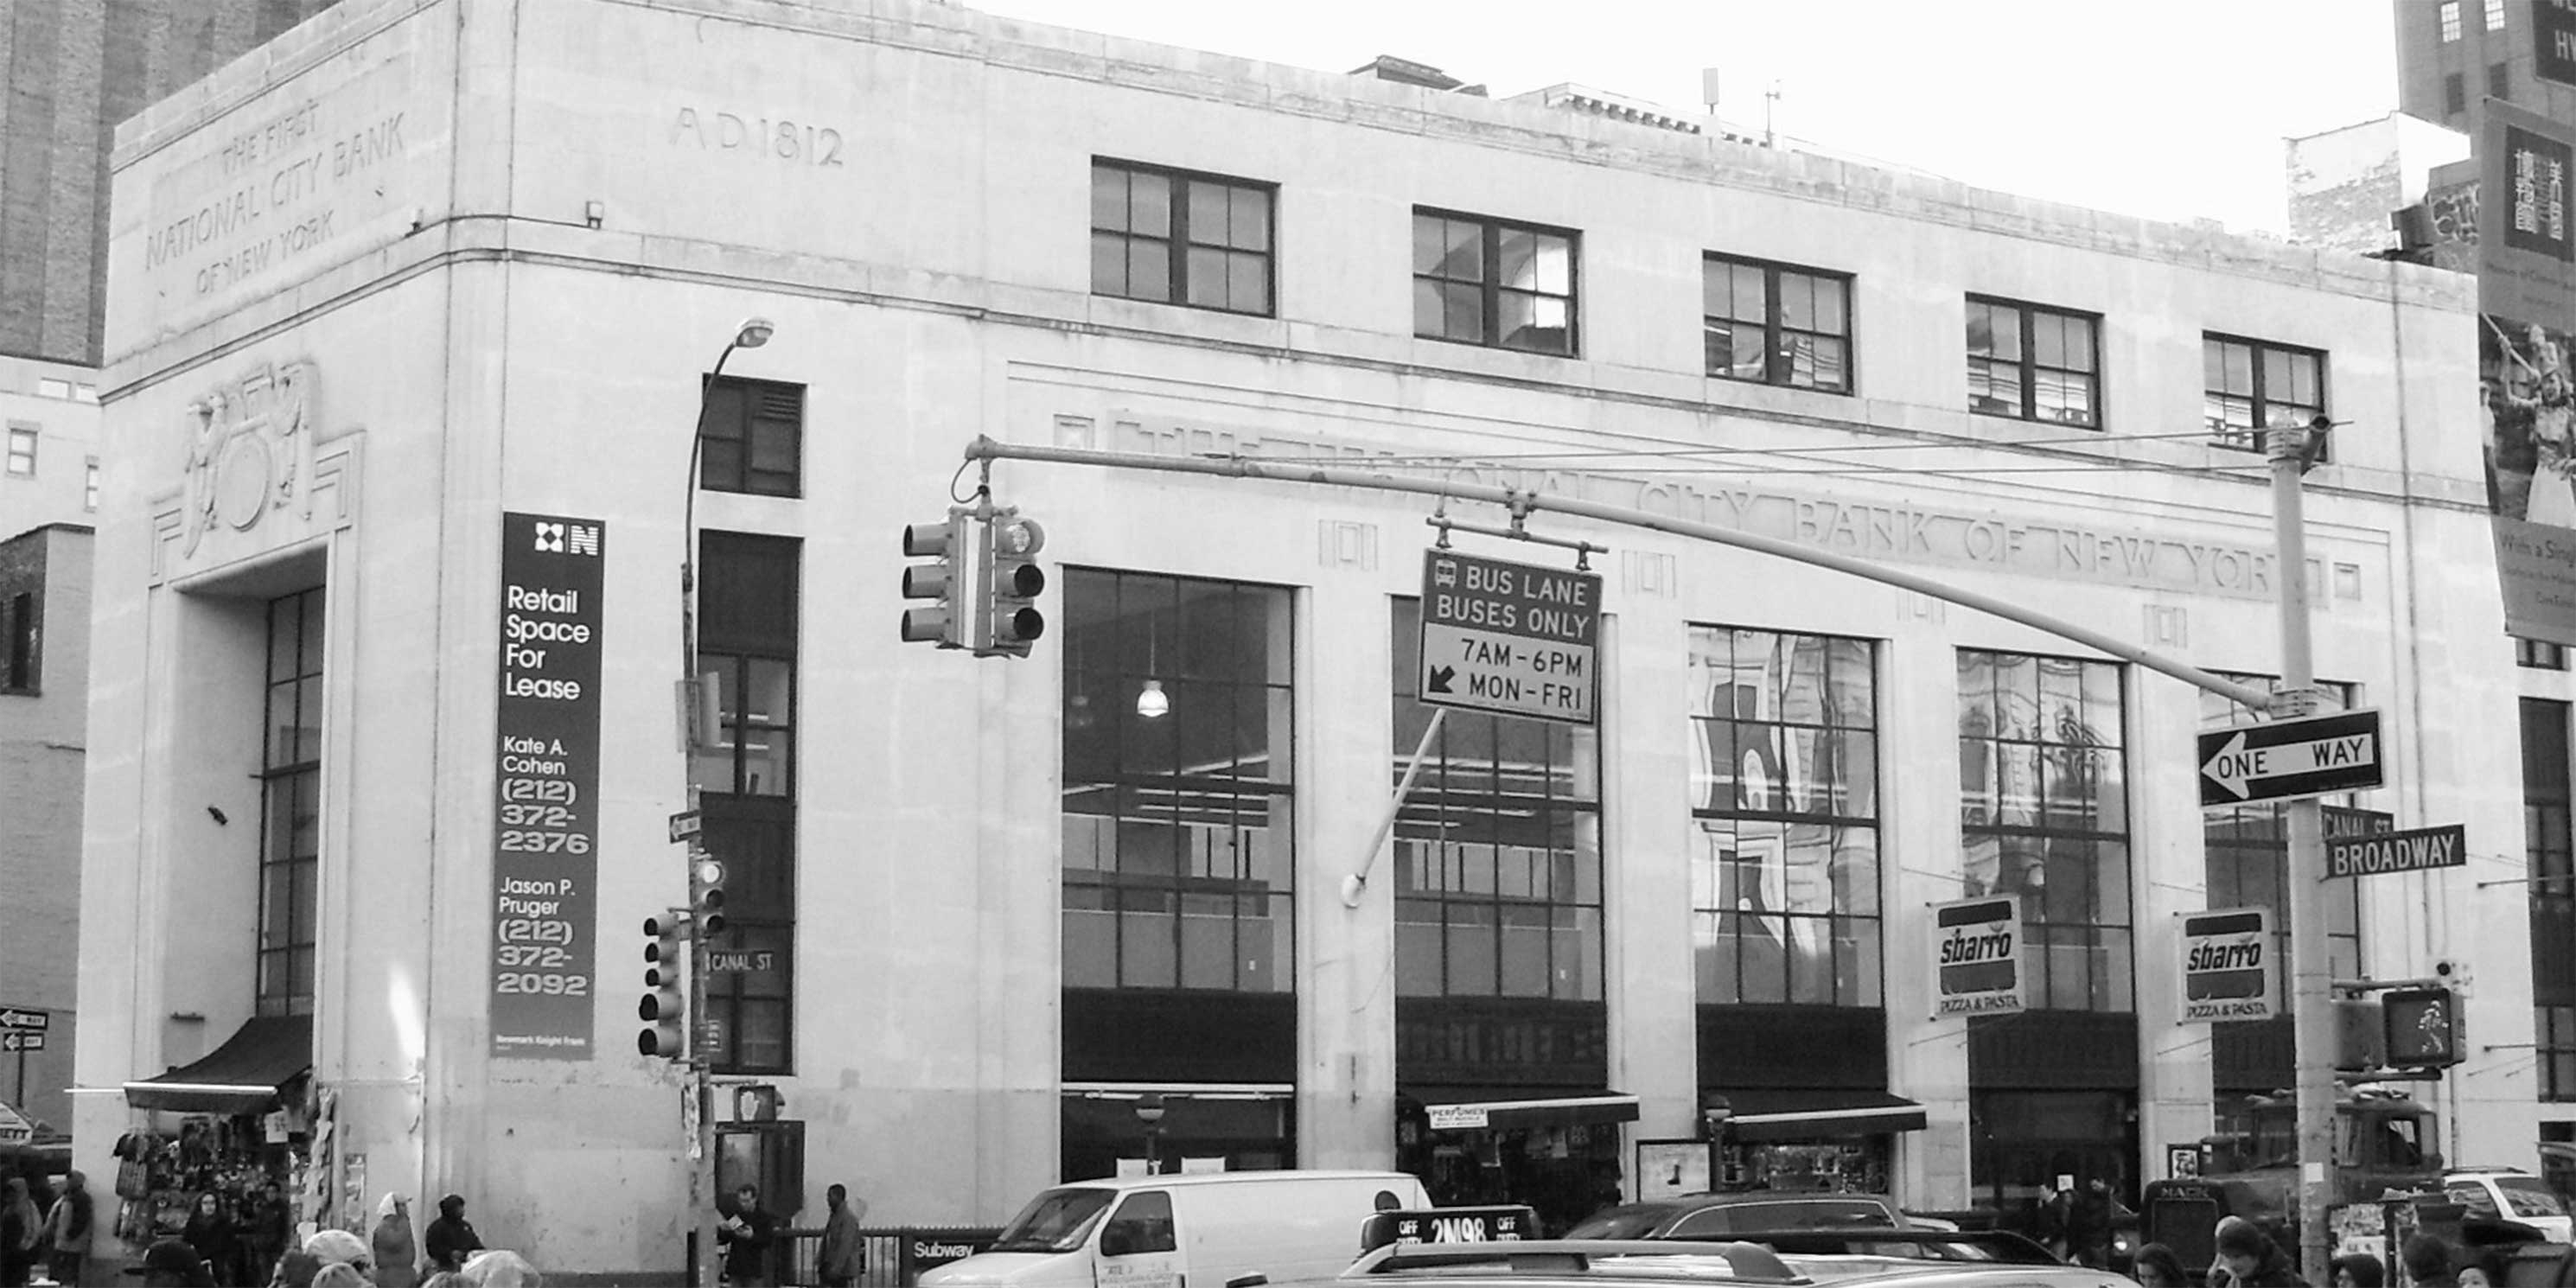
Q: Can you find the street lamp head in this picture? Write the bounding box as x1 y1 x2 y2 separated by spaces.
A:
734 317 775 350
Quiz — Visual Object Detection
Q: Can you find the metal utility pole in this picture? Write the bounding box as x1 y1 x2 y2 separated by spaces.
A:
2271 421 2335 1286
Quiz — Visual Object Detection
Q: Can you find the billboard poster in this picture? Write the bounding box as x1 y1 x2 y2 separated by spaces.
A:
2538 1 2576 90
2479 101 2576 645
1931 895 2023 1018
489 513 607 1059
2177 908 2276 1023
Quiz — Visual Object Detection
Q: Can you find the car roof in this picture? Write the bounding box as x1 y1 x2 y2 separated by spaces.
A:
1043 1170 1424 1193
1332 1240 2120 1288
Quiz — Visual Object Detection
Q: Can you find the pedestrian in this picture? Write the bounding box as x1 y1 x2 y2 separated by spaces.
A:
374 1192 422 1288
819 1183 870 1287
267 1249 324 1288
2403 1234 2459 1288
424 1194 486 1273
2030 1177 2073 1260
2066 1177 2117 1269
2457 1247 2511 1288
42 1169 94 1288
310 1263 371 1288
140 1235 217 1288
252 1182 294 1280
182 1192 235 1281
459 1249 544 1286
2133 1242 2190 1288
2331 1253 2386 1288
717 1183 778 1288
0 1176 41 1288
2210 1215 2305 1288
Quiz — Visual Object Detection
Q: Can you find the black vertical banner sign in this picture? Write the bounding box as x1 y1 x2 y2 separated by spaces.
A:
490 513 607 1060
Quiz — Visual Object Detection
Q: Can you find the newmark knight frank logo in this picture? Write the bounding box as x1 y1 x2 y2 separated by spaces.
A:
532 521 601 556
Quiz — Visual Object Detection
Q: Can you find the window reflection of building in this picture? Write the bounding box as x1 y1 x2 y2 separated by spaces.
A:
1059 571 1298 1178
1688 628 1880 1007
1956 651 2131 1011
690 532 800 1074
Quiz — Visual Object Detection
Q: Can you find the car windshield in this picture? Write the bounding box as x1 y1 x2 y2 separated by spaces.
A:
2496 1177 2571 1218
990 1188 1117 1253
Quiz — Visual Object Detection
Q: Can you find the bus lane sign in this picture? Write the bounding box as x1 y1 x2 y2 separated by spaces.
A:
1417 549 1602 726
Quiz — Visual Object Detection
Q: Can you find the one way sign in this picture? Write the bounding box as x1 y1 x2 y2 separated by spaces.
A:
2198 709 2384 807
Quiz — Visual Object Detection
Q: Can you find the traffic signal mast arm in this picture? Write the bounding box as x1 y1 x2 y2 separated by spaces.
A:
957 436 2271 708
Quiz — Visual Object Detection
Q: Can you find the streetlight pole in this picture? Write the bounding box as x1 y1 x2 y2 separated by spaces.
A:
2271 418 2335 1286
1136 1094 1167 1176
682 316 773 1288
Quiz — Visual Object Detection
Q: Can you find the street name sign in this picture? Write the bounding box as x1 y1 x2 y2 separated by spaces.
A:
2178 908 2276 1023
1417 549 1602 725
1932 895 2024 1019
2326 824 2468 880
2322 805 2394 840
2197 709 2384 807
0 1008 47 1030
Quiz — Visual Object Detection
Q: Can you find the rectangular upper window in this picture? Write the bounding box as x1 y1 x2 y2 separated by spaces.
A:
2203 334 2327 457
1966 296 2100 428
2441 1 2463 40
1412 208 1578 356
1703 255 1853 394
84 457 99 512
4 426 33 476
2488 0 2507 29
2491 61 2512 99
2447 72 2469 116
697 376 802 498
1090 160 1275 316
3 592 35 692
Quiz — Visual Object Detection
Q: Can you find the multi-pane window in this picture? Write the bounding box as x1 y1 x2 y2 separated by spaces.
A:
1062 571 1295 992
2447 73 2469 116
2204 335 2326 456
257 590 325 1017
1688 628 1881 1007
1956 651 2131 1011
5 426 33 475
2489 0 2508 30
2524 638 2572 669
697 376 801 498
1090 161 1275 316
2201 679 2363 987
2491 61 2512 100
2441 1 2463 40
1390 600 1603 998
692 532 800 1072
1412 209 1578 356
1703 256 1853 393
2525 699 2576 1100
1966 297 2099 428
34 379 69 400
84 457 99 512
2 592 35 692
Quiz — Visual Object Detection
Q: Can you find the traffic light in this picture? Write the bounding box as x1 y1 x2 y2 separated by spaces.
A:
691 849 728 939
980 509 1047 659
2384 986 2461 1068
2335 998 2386 1072
901 511 970 648
639 914 688 1059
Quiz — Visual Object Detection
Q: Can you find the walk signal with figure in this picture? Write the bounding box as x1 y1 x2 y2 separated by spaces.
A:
900 511 970 649
980 508 1047 659
639 914 688 1059
2383 986 2459 1068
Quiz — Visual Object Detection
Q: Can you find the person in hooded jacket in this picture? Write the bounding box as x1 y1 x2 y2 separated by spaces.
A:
42 1170 94 1288
424 1194 485 1273
0 1176 41 1288
373 1193 422 1288
2209 1215 2307 1288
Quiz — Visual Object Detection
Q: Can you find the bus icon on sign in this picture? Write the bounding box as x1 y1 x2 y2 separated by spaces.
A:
1432 558 1457 589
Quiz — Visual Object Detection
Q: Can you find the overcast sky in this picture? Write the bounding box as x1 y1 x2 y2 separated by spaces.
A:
961 0 2404 235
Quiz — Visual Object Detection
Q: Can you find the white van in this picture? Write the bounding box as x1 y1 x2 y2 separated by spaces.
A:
921 1170 1432 1288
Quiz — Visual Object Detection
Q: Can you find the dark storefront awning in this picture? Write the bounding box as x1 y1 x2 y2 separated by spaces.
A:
124 1015 311 1114
1419 1089 1641 1132
1719 1089 1926 1142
